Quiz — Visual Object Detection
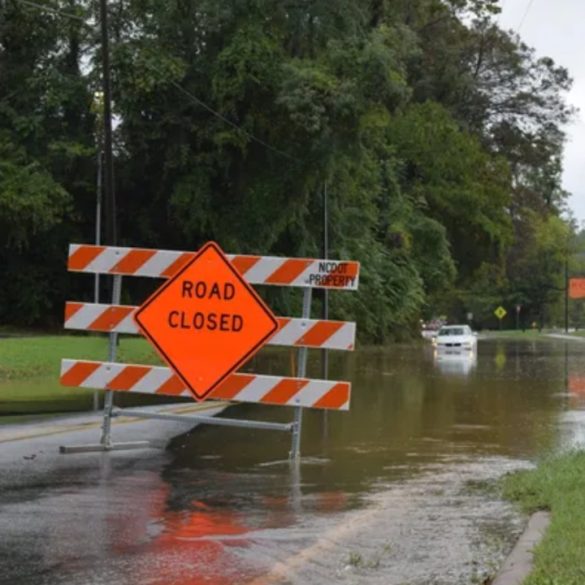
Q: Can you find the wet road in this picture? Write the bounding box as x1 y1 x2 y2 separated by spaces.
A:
2 337 585 585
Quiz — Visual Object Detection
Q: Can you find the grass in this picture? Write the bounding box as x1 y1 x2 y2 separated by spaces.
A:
564 330 585 338
0 334 160 382
483 329 585 342
0 332 291 415
345 544 392 571
502 450 585 585
481 329 549 340
0 334 163 413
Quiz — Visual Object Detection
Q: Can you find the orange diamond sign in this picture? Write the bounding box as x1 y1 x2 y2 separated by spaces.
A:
134 242 278 401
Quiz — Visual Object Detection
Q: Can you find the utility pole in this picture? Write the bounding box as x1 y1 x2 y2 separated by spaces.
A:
321 182 329 380
565 250 569 333
94 150 103 301
321 182 329 440
99 0 117 247
91 91 105 305
98 0 119 428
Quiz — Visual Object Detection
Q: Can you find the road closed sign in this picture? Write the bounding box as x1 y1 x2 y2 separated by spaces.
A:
134 242 278 401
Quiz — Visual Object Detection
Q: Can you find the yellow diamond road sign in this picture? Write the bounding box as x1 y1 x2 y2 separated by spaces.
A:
494 306 507 320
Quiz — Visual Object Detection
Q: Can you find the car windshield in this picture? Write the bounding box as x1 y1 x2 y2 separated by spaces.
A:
439 327 465 336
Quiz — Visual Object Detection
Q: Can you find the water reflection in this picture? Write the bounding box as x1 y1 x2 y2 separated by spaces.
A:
433 348 477 377
151 338 585 501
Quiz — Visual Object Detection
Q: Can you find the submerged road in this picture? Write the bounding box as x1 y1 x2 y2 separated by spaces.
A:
0 401 229 584
0 411 526 585
2 338 585 584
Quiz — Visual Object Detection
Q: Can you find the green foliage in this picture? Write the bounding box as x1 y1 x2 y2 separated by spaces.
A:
409 215 456 294
0 136 70 248
0 0 575 337
504 212 571 327
388 101 512 278
0 0 94 325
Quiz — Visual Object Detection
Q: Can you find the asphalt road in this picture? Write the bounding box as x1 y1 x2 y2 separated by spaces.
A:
0 401 228 585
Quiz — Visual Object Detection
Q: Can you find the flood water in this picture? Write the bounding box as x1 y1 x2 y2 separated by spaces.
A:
2 336 585 585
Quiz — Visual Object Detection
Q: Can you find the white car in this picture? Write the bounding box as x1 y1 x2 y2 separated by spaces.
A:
434 325 477 351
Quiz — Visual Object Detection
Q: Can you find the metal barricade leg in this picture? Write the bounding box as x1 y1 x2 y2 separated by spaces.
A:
60 275 149 454
99 274 121 448
290 287 312 459
93 151 103 412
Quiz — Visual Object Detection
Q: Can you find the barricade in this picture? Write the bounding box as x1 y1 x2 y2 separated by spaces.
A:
60 243 359 457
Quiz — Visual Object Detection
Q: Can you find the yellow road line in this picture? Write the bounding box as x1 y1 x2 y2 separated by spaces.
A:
245 503 380 585
0 401 229 444
0 421 100 444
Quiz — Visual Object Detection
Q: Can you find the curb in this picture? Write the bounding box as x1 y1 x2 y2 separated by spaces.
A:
491 511 550 585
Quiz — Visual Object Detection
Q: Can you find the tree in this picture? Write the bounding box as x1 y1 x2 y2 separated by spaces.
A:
0 0 94 324
0 0 575 337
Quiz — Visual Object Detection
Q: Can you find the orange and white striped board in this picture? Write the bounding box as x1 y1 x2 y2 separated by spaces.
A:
64 302 356 351
60 360 351 411
68 244 360 290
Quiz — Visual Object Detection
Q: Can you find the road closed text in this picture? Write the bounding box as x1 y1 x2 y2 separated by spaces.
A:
167 280 244 332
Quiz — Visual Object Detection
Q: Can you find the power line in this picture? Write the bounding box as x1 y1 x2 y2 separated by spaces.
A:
518 0 536 32
496 0 507 28
162 73 300 162
15 0 87 23
12 0 300 163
